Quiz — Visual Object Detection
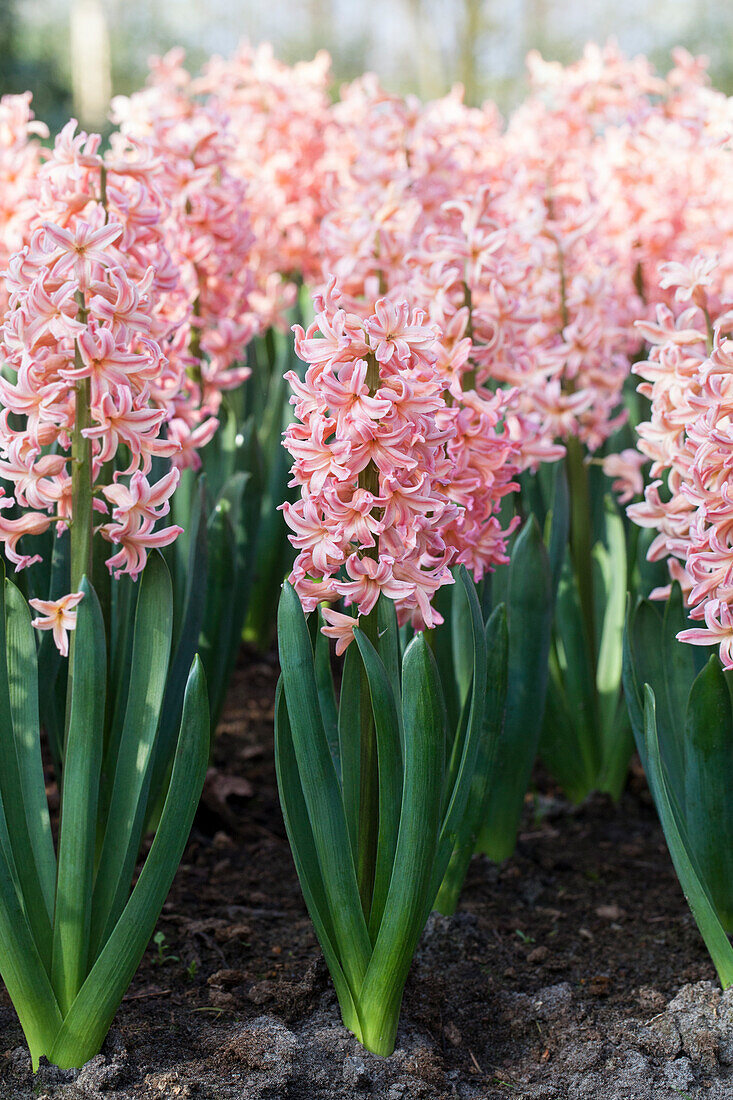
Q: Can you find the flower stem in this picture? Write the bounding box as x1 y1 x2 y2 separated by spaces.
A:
66 315 94 745
565 434 597 676
356 353 381 924
356 605 380 924
70 374 93 592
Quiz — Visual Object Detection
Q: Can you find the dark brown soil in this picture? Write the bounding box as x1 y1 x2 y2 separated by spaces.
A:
1 649 730 1099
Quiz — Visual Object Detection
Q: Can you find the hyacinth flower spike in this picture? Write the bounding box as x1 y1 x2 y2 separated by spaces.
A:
275 284 518 1053
0 123 210 1069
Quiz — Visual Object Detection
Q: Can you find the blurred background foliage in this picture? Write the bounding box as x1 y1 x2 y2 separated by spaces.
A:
4 0 733 131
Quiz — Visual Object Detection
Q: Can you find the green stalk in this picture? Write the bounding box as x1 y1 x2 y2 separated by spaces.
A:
356 353 381 923
356 605 380 922
52 312 100 1015
70 321 93 594
65 322 94 747
565 435 596 676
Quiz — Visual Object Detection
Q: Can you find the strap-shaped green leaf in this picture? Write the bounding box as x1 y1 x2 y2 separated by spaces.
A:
596 500 627 749
277 582 371 992
622 596 656 766
274 681 361 1037
106 573 135 754
0 816 62 1070
338 641 362 861
169 465 197 606
90 552 174 960
451 573 475 712
199 498 236 728
5 580 56 921
210 469 261 726
36 529 70 771
377 596 402 731
315 609 340 776
357 633 444 1055
543 558 599 791
245 404 295 650
643 685 733 988
48 657 209 1070
213 402 241 487
430 583 460 734
683 657 733 930
52 577 106 1015
545 460 570 602
147 479 209 824
480 517 552 861
542 660 593 804
352 627 402 941
623 597 675 791
434 602 508 915
439 567 487 849
0 562 53 969
661 585 706 801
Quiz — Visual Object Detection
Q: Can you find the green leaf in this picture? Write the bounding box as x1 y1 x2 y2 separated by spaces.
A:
36 529 70 771
274 682 361 1038
480 517 552 860
48 657 209 1070
683 657 733 930
438 568 487 857
209 469 261 726
338 640 362 862
545 460 570 602
451 574 475 711
541 557 599 797
430 583 460 736
106 574 136 756
147 479 209 823
358 633 445 1056
434 602 508 915
277 583 371 994
623 595 692 808
0 817 62 1070
352 627 402 941
643 685 733 988
51 578 106 1015
541 665 593 804
660 585 705 802
596 501 627 744
315 610 340 776
622 597 664 774
90 552 174 960
0 564 53 969
377 596 402 729
5 581 56 921
245 403 295 651
199 499 236 730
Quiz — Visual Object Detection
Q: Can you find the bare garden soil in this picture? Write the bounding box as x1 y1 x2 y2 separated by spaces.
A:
2 649 732 1100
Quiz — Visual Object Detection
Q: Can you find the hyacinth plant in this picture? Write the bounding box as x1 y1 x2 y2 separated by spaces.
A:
275 284 521 1055
623 259 733 985
624 591 733 986
0 124 209 1068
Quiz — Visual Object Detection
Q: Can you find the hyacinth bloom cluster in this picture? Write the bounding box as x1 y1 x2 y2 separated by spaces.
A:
199 42 332 317
0 93 48 317
628 258 733 666
306 44 733 512
109 50 258 434
316 72 635 471
282 282 464 652
0 121 191 647
116 43 332 339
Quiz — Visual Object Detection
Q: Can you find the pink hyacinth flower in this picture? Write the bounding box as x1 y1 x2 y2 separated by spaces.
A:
29 591 84 657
